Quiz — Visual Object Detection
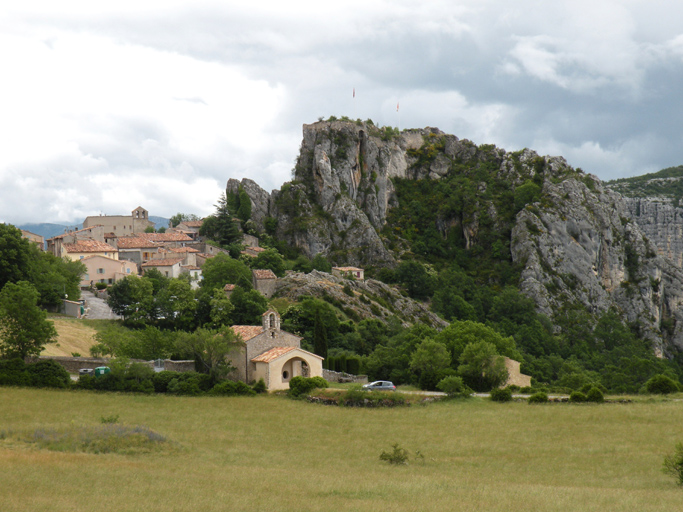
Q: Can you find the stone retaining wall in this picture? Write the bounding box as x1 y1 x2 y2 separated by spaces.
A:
33 356 194 374
323 369 368 384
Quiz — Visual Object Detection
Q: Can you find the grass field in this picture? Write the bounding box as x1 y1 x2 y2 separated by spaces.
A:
42 316 106 357
1 388 682 511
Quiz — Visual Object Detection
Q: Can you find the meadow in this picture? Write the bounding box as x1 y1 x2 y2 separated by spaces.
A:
1 387 682 511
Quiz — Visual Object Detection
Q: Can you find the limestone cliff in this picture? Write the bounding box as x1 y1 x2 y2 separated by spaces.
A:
228 120 683 355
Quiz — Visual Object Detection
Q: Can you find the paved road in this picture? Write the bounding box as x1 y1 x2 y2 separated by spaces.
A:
81 290 121 320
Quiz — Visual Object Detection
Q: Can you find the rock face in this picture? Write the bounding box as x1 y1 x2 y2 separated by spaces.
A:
621 198 683 268
512 176 683 355
228 120 683 355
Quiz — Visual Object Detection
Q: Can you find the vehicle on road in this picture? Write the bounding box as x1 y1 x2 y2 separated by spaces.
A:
78 368 94 376
362 380 396 391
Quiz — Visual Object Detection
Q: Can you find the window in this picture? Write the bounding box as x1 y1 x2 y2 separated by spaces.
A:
97 268 105 274
80 256 84 259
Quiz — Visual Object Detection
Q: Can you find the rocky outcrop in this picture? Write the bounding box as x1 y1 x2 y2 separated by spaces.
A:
275 270 448 330
511 175 683 354
622 198 683 268
227 120 683 355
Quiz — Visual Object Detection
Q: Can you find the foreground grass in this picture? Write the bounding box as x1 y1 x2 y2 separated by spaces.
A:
1 388 682 511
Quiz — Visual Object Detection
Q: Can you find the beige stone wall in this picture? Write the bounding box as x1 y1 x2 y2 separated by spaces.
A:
503 357 532 388
254 278 277 298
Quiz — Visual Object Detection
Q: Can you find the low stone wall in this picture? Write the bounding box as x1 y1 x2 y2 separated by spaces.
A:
323 369 368 384
34 356 195 374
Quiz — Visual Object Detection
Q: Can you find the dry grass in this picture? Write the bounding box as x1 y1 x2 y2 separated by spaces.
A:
42 316 108 357
1 388 682 511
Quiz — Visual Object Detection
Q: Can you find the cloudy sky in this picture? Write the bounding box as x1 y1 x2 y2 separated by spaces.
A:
3 1 683 225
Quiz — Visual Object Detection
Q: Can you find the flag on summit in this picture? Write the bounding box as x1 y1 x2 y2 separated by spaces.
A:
353 88 355 98
397 101 399 112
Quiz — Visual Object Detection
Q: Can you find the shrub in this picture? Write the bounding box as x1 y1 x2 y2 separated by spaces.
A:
167 377 202 396
252 378 267 394
569 391 587 403
490 387 513 402
436 375 471 398
288 376 329 397
663 442 683 486
380 443 409 465
528 392 548 404
644 374 681 394
209 380 255 396
0 358 31 387
27 360 71 388
585 387 604 403
95 282 108 290
100 414 120 424
152 371 179 393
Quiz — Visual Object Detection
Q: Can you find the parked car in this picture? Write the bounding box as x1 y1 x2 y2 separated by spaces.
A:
362 380 396 391
78 368 94 376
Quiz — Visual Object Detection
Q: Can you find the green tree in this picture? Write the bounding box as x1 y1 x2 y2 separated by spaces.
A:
0 281 57 359
250 248 286 277
458 341 509 392
157 278 197 330
176 327 242 382
0 224 31 290
201 253 252 292
313 309 328 359
410 338 451 390
230 287 268 325
209 288 234 327
28 249 85 308
107 275 154 323
237 188 252 223
169 213 200 228
311 253 332 273
395 260 435 300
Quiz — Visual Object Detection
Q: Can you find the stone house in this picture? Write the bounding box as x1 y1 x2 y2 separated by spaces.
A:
62 240 119 261
224 283 236 298
81 255 137 287
228 309 324 390
141 258 184 278
83 206 154 237
242 246 266 258
252 269 277 298
47 225 106 257
332 266 364 280
21 229 44 250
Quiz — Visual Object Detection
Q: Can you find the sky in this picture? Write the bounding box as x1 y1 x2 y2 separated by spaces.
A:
3 1 683 225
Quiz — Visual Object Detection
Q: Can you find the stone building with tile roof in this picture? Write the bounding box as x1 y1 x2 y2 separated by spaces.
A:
252 269 278 298
228 309 324 390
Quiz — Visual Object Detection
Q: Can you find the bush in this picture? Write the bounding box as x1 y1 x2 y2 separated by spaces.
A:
95 282 108 290
288 376 329 397
436 375 471 398
528 392 548 404
585 387 604 403
27 360 72 389
152 371 179 393
0 358 31 387
380 443 409 465
644 374 681 395
252 378 267 394
167 377 202 396
663 442 683 486
490 387 513 402
569 391 587 403
209 380 255 396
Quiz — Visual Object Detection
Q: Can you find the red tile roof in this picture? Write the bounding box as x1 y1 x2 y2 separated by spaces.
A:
333 266 364 272
136 232 193 242
180 220 204 228
117 236 160 249
224 284 236 291
251 346 297 363
252 269 277 280
231 325 264 341
63 240 117 253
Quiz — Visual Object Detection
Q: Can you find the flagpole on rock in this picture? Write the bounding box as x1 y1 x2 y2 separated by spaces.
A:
353 87 356 121
397 100 400 132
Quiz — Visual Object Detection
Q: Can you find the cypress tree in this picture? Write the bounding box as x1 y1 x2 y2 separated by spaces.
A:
313 309 328 360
